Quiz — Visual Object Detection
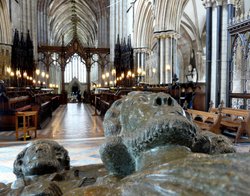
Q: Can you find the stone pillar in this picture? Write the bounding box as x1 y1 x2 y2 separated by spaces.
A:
164 35 174 84
215 0 223 106
226 0 235 107
157 39 161 84
203 0 214 111
160 38 165 84
155 32 178 85
141 52 145 72
134 49 147 83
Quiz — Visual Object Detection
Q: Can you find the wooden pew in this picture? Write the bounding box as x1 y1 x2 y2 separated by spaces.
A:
0 95 32 131
210 107 250 142
187 109 222 134
0 88 61 131
95 92 120 116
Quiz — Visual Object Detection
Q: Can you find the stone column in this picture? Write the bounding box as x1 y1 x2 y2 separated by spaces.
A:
165 35 177 84
215 0 223 106
160 38 165 84
203 0 214 111
157 38 161 84
141 51 145 72
134 49 147 83
155 32 178 85
226 0 235 106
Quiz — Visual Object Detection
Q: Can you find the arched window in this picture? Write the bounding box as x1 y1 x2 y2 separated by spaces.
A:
64 53 86 83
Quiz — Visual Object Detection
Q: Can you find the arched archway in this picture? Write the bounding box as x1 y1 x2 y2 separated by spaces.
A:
0 0 12 80
0 0 11 44
38 37 110 103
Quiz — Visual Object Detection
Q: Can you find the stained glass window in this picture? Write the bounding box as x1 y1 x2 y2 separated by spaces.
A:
64 54 86 83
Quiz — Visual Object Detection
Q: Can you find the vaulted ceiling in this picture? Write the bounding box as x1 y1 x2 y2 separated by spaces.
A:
37 0 109 46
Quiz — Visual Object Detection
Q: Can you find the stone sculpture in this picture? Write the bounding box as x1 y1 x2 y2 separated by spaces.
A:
66 146 250 196
1 92 244 196
13 140 70 178
100 92 235 176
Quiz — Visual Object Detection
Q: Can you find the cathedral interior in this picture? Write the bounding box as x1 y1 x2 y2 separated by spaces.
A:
1 0 250 194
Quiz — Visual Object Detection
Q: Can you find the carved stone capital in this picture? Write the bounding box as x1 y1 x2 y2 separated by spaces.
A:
202 0 216 8
153 31 179 39
216 0 223 6
227 0 234 4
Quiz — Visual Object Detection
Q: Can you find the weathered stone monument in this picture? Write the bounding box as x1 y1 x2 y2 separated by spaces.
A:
100 92 235 176
1 92 249 196
13 140 70 178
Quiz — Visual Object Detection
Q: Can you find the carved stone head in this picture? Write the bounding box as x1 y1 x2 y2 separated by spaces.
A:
104 92 197 151
13 140 70 178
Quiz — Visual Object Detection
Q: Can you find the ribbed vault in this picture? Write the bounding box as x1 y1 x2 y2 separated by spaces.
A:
37 0 109 46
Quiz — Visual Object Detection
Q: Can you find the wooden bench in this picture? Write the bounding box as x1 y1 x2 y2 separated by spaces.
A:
210 107 250 142
0 96 32 131
15 111 38 141
187 109 222 134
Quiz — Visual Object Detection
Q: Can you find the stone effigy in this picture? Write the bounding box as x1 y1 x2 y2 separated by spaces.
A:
100 92 235 176
13 140 70 178
66 145 250 196
2 140 107 195
2 92 249 196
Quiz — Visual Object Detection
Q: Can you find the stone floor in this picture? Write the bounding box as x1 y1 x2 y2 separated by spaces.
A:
0 103 249 184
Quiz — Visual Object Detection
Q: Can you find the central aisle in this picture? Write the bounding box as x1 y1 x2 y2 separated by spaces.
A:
39 103 104 140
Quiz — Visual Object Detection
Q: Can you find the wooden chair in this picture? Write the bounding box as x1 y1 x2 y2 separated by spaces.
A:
15 111 38 141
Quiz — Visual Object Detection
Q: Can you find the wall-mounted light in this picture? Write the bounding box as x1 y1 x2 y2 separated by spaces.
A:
166 64 171 71
41 71 45 78
36 69 40 75
23 71 27 78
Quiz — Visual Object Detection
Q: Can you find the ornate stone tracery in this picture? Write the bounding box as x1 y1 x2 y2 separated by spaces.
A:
228 18 250 109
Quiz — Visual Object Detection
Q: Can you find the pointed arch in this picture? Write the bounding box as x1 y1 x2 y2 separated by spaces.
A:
0 0 11 44
134 0 154 48
154 0 189 32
